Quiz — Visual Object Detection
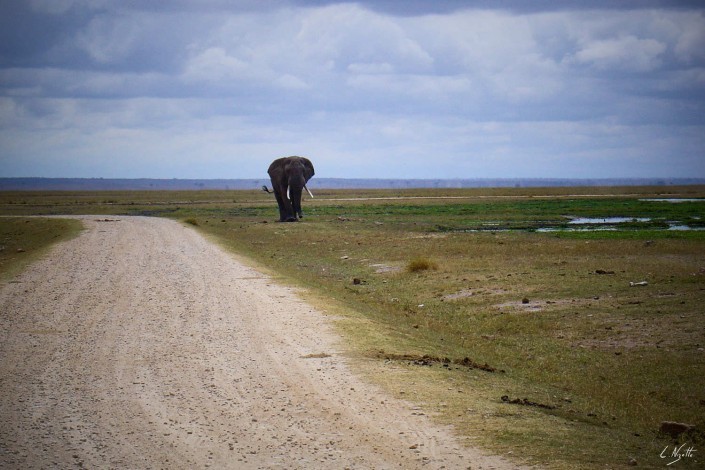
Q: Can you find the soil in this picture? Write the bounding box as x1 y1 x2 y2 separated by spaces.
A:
0 216 521 469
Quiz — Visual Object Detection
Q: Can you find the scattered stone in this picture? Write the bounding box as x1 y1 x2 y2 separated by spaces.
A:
352 278 362 285
16 248 26 253
370 263 401 274
628 457 638 466
521 297 530 304
595 269 615 275
659 421 695 438
629 281 648 287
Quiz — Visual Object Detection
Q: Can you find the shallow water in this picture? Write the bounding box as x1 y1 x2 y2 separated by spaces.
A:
668 225 705 231
536 216 704 232
536 227 617 233
640 198 705 203
568 217 650 225
537 225 702 232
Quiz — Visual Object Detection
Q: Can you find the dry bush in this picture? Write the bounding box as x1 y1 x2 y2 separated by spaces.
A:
406 257 438 272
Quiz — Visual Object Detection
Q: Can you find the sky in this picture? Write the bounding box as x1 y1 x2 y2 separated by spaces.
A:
1 0 704 180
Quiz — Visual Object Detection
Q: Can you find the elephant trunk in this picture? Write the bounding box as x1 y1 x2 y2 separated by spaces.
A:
287 177 305 219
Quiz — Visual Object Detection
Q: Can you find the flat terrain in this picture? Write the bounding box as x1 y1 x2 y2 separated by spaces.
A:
0 216 517 469
1 186 703 468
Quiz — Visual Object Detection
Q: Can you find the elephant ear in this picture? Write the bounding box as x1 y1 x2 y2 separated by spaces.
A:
301 157 315 181
267 157 286 178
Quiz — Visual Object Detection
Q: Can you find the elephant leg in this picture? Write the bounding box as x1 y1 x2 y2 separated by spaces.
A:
290 186 304 220
273 184 296 222
271 188 288 222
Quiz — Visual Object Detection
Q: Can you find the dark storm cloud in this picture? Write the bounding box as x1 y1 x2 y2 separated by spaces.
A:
293 0 705 15
0 2 89 67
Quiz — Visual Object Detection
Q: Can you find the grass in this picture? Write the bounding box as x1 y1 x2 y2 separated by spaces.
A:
0 185 704 469
406 256 438 272
0 217 83 281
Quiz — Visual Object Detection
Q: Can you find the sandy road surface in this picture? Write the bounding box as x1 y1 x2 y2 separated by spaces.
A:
0 216 519 469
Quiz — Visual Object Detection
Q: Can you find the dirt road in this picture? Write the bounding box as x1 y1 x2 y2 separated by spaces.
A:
0 216 518 469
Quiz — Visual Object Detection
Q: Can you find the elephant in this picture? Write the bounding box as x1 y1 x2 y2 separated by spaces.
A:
265 156 315 222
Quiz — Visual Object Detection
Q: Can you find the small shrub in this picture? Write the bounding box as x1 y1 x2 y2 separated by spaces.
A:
407 257 438 273
184 218 199 226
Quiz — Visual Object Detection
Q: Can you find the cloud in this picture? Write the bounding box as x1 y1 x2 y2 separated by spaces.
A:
572 35 667 72
183 47 254 82
1 1 704 179
74 13 148 65
347 62 394 74
673 13 705 63
28 0 108 15
295 0 705 16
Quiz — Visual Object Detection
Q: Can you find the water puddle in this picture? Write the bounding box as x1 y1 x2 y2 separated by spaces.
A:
536 226 616 233
538 216 704 232
568 217 650 225
438 212 704 234
640 198 705 203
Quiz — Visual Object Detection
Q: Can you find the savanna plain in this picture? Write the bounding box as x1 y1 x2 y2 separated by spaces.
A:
1 185 704 469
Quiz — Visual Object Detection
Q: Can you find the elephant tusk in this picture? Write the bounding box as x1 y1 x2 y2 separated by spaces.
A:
286 186 290 200
305 185 314 198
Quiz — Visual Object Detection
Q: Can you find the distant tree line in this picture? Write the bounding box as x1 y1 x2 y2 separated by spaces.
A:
1 177 704 191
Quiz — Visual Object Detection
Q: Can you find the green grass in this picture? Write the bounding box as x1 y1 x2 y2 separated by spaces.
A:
0 217 83 281
1 186 704 469
183 188 705 469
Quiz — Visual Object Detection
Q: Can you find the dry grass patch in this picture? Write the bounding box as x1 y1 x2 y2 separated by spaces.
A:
406 256 438 272
191 192 704 469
